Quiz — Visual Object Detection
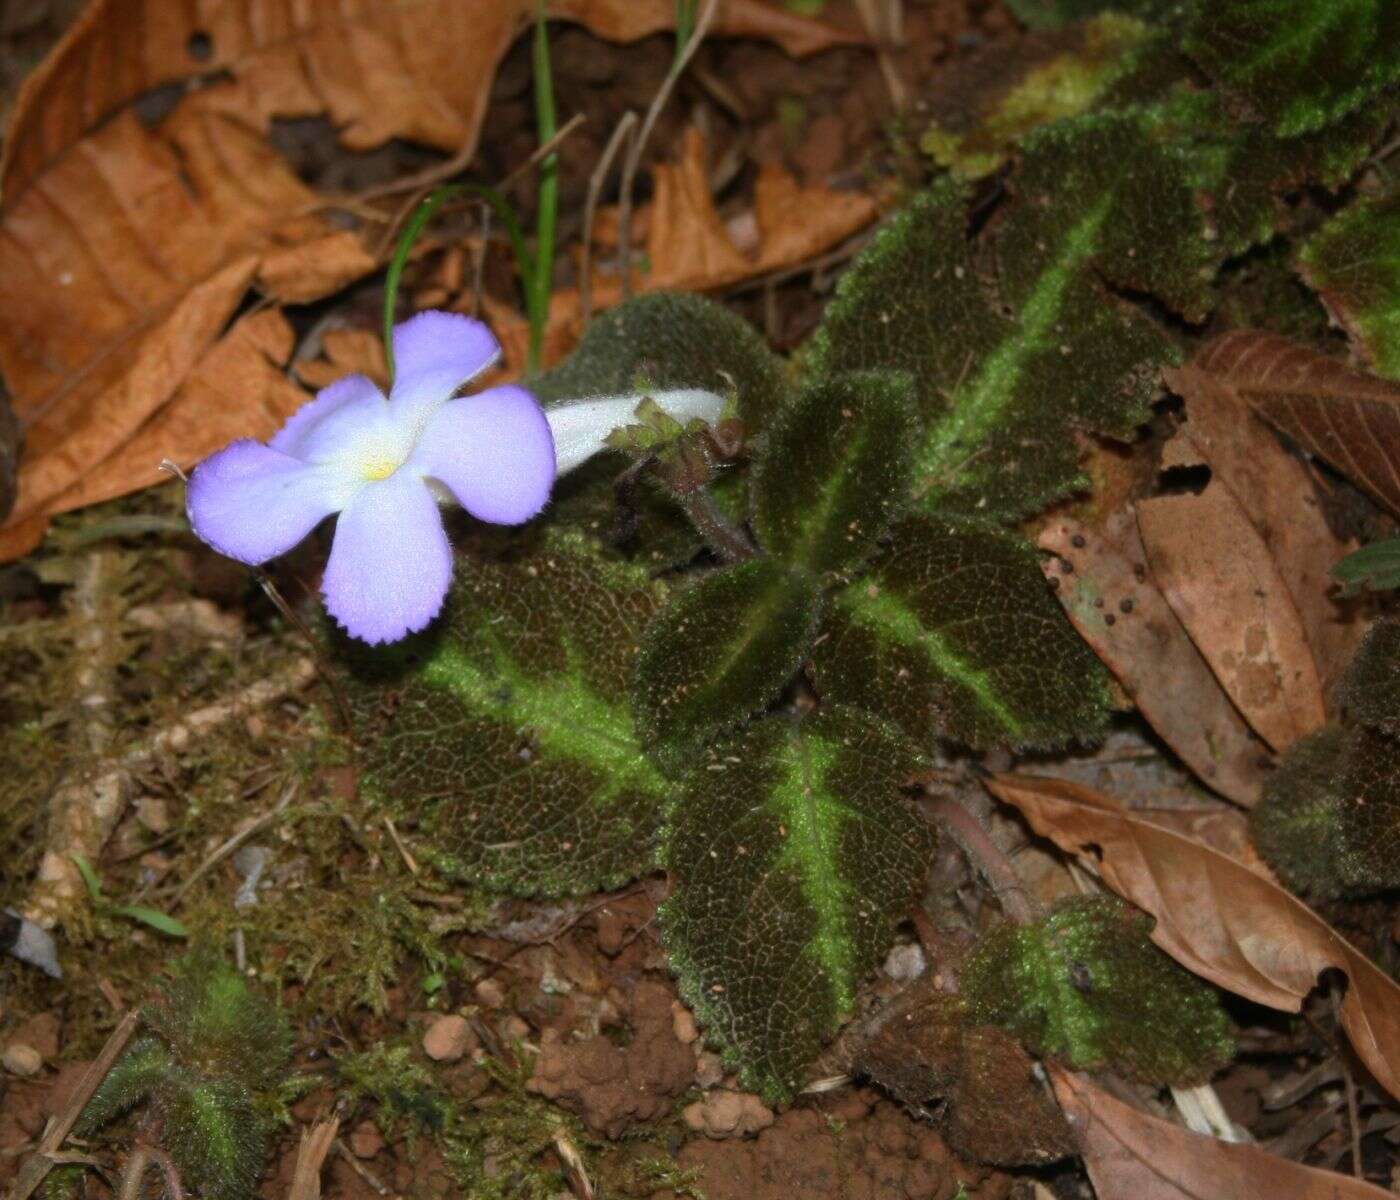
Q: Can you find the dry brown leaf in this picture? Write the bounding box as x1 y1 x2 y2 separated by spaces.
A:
294 328 390 392
0 88 374 555
1051 1068 1396 1200
1163 364 1364 697
1194 330 1400 520
1037 511 1271 806
1 0 859 200
476 130 880 375
1137 488 1326 753
986 772 1400 1102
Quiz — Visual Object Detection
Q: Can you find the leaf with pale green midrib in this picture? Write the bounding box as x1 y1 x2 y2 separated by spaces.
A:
1183 0 1400 137
811 518 1110 751
809 114 1199 524
529 291 788 430
963 896 1235 1085
158 1073 265 1200
661 707 935 1101
350 534 674 897
751 370 917 576
631 557 823 764
1300 189 1400 379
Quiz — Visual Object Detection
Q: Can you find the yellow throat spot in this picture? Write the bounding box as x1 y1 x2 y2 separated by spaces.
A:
363 459 399 481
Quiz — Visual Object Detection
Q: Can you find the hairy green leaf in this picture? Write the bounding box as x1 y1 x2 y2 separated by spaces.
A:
751 371 917 576
1339 617 1400 735
1335 724 1400 894
1300 189 1400 378
919 13 1158 179
631 558 822 762
350 534 674 897
1183 0 1400 137
76 1037 173 1134
812 518 1110 751
158 1074 266 1200
529 291 789 429
810 114 1202 522
1251 726 1350 900
143 946 291 1092
963 896 1235 1084
661 707 935 1100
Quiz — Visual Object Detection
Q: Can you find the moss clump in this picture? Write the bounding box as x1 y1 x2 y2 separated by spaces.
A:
78 947 294 1200
962 895 1234 1085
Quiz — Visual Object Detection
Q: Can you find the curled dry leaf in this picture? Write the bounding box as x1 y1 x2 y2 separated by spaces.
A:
1136 487 1326 753
1037 511 1270 807
1194 330 1400 521
987 772 1400 1102
1051 1067 1397 1200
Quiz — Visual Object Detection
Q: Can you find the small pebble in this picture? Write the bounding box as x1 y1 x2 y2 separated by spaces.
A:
671 1002 699 1045
694 1051 724 1089
422 1014 474 1063
474 978 505 1009
883 942 927 982
3 1043 43 1077
348 1120 385 1159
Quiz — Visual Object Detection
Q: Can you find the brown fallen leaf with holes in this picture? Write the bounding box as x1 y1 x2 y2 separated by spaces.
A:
1137 486 1326 753
1037 511 1270 806
0 0 859 559
1051 1068 1396 1200
1162 361 1364 698
1193 329 1400 520
986 773 1400 1103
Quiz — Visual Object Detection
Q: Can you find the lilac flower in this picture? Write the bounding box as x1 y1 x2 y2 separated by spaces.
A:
187 312 554 645
187 310 726 646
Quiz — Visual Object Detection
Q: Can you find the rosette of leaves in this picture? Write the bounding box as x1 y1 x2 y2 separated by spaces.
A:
77 947 293 1200
1253 619 1400 898
962 895 1235 1084
347 531 674 897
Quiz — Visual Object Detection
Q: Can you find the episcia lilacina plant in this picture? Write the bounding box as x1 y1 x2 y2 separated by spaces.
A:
179 0 1400 1160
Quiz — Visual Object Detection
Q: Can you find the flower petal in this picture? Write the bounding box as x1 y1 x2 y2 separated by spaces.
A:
186 440 360 566
545 388 726 474
389 311 501 430
321 472 453 644
409 385 556 525
270 373 385 460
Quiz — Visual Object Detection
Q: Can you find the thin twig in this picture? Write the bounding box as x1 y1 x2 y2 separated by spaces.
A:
370 112 588 262
579 111 638 325
617 0 720 301
5 1010 139 1200
171 780 299 906
287 1119 340 1200
333 1140 388 1196
1331 984 1365 1178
